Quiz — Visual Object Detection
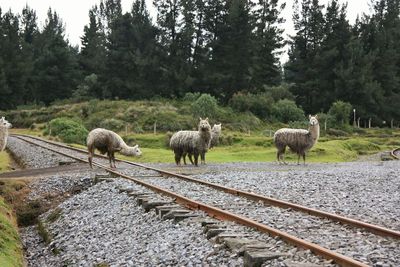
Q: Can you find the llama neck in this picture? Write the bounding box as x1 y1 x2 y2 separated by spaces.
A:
309 124 320 142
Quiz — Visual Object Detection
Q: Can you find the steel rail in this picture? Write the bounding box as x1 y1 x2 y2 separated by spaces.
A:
13 134 400 240
12 134 368 267
391 148 400 159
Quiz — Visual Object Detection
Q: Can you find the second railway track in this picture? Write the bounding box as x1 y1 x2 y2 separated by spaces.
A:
10 134 400 266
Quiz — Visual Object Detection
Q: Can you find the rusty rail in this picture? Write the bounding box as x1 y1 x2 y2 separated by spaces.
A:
13 134 400 240
11 134 369 267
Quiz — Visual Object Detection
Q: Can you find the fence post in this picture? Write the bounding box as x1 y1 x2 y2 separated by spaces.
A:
154 121 157 135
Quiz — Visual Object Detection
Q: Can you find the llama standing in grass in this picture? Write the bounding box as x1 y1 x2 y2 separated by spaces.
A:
184 123 222 165
274 115 320 165
87 128 142 169
0 117 12 152
169 118 211 166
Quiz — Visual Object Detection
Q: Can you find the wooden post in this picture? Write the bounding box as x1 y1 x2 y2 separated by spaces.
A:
357 117 360 128
324 120 327 131
154 121 157 135
391 119 394 128
368 118 371 128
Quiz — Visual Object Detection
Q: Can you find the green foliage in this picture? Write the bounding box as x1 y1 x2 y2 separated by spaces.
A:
46 118 88 144
271 99 305 123
328 101 352 126
183 92 201 102
99 118 125 132
191 94 218 118
229 92 274 119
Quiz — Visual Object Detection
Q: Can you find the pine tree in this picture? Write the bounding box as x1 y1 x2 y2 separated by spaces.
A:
251 0 285 89
33 9 80 104
0 9 27 109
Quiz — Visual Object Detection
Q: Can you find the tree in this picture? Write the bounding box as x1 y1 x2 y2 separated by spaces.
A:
251 0 286 89
0 9 27 109
328 100 352 126
80 6 107 85
33 9 81 104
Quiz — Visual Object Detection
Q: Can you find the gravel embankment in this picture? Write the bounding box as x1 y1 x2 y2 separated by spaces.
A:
7 136 399 266
7 137 75 168
122 165 399 266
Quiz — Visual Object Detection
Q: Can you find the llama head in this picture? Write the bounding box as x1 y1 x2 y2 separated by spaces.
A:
0 117 12 128
212 123 222 133
308 115 319 126
126 144 142 157
198 117 211 132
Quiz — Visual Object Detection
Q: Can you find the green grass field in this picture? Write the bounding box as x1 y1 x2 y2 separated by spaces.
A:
10 128 400 164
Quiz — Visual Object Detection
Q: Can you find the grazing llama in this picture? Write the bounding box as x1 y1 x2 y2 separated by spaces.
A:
87 128 142 169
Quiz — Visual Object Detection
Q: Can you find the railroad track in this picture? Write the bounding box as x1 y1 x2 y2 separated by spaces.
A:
391 148 400 159
11 134 400 266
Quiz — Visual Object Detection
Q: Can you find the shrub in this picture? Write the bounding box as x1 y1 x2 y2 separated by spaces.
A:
229 92 274 119
264 84 295 101
328 101 352 126
46 118 88 144
191 94 218 118
271 99 305 123
183 92 201 102
99 118 125 132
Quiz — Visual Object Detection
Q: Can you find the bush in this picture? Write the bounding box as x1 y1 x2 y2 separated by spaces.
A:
271 99 305 123
46 118 88 144
328 101 352 126
229 92 274 119
191 94 218 118
264 84 295 101
183 92 201 102
99 118 125 132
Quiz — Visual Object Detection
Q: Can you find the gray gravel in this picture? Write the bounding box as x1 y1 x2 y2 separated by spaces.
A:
7 136 400 266
7 136 75 168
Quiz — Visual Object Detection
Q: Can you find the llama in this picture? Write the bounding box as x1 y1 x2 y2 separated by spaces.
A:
0 117 12 152
184 123 222 165
87 128 142 169
274 115 320 165
169 118 211 166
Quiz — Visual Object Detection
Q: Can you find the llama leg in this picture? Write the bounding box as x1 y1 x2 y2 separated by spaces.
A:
188 153 194 165
107 151 113 168
297 154 301 165
112 152 116 168
303 153 306 165
88 151 93 169
194 152 199 166
201 152 206 164
183 152 187 165
174 150 181 165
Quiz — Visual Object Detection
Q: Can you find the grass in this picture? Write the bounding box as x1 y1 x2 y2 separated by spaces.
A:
0 197 24 267
10 127 400 163
103 134 398 164
0 151 11 173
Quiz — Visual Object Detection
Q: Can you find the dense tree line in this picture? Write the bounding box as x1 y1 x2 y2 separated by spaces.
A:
0 0 399 126
285 0 400 125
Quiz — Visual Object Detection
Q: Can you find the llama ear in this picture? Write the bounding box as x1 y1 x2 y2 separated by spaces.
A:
205 117 209 121
308 114 311 119
315 114 318 119
199 117 202 121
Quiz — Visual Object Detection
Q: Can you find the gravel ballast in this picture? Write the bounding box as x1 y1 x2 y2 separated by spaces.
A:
6 136 399 266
